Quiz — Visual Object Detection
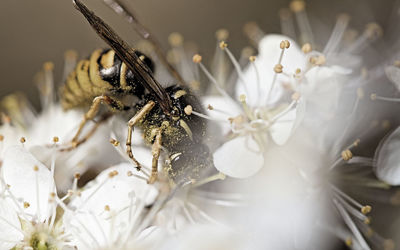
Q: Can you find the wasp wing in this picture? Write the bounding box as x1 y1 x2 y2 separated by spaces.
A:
73 0 172 113
102 0 186 86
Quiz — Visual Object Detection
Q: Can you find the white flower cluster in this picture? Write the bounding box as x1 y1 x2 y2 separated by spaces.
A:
2 0 400 249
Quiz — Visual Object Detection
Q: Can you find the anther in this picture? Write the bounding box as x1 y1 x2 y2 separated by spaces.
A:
192 54 202 63
109 138 120 147
363 217 371 225
357 88 365 99
23 201 30 208
295 68 301 74
108 170 119 178
43 61 54 71
291 92 301 101
382 120 391 130
353 139 361 147
64 49 78 60
20 137 26 144
74 173 81 180
184 105 193 115
0 134 4 141
365 22 383 40
280 40 290 49
301 43 312 53
168 32 184 47
394 60 400 68
53 136 59 143
33 165 39 171
239 94 247 103
370 93 377 101
249 56 256 62
289 0 306 13
341 149 353 161
219 41 228 50
345 237 353 247
207 104 214 110
215 29 229 41
104 205 110 211
309 55 326 66
127 171 133 176
274 64 283 73
383 239 395 250
361 205 372 214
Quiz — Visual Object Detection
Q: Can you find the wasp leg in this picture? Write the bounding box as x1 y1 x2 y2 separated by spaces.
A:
126 100 155 170
148 127 163 184
70 95 122 148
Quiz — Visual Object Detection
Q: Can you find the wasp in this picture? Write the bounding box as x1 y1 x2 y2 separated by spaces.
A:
62 0 213 184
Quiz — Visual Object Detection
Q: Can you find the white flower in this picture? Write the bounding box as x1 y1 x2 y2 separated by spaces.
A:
64 163 161 250
0 146 71 249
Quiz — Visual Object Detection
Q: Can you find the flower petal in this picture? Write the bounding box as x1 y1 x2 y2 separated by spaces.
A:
375 126 400 185
0 199 23 249
270 107 298 146
2 146 54 221
385 65 400 92
213 136 264 178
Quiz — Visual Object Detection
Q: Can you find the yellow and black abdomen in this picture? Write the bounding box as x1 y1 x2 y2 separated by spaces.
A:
60 48 154 110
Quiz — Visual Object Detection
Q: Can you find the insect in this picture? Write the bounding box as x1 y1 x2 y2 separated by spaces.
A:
62 0 213 184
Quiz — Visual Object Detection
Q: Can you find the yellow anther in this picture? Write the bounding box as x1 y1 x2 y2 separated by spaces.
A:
353 139 361 147
207 104 214 110
361 205 372 214
249 56 256 62
219 41 228 50
64 50 78 60
33 165 39 171
280 40 290 49
20 137 26 143
310 55 326 66
50 192 56 198
370 93 377 101
289 0 306 13
357 88 364 99
239 94 247 103
394 60 400 68
43 61 54 71
215 29 229 41
383 239 395 250
53 136 59 143
108 170 119 178
127 171 133 177
241 47 255 59
363 217 371 225
109 138 120 147
382 120 391 130
184 105 193 115
192 54 202 63
168 32 183 47
274 64 283 73
366 228 374 237
23 202 30 208
0 134 4 141
301 43 312 54
341 149 353 161
104 205 110 211
291 92 301 101
365 22 383 40
337 13 351 22
74 173 81 179
345 237 353 247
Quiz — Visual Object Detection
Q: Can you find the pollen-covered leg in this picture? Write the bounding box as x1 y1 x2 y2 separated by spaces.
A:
148 127 163 184
126 101 155 170
69 95 123 149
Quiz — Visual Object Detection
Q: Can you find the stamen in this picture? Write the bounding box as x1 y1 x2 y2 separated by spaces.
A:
270 100 297 123
331 185 370 214
34 165 41 221
220 41 249 95
191 172 226 188
249 56 262 105
243 22 265 45
370 93 400 102
323 14 350 55
279 8 296 38
190 110 227 122
289 0 315 45
193 54 241 109
265 40 289 104
333 198 371 250
38 62 55 109
77 173 113 209
62 50 78 83
343 23 383 54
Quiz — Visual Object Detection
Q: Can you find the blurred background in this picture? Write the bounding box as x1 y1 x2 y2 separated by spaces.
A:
0 0 397 108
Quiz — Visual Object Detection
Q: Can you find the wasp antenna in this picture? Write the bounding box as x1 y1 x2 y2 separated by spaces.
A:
72 0 172 114
102 0 186 86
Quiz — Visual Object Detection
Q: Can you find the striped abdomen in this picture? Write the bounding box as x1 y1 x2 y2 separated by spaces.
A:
60 49 154 110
